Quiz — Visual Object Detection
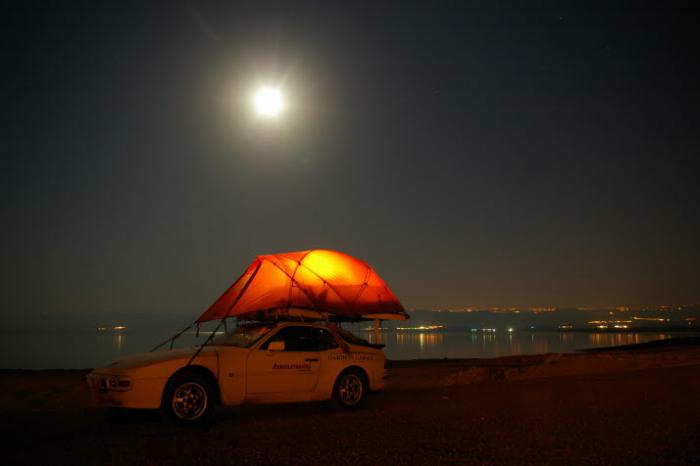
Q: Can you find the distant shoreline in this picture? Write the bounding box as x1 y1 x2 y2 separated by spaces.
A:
377 326 700 333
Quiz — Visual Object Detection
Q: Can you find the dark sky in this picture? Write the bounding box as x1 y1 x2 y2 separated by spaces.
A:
3 0 699 320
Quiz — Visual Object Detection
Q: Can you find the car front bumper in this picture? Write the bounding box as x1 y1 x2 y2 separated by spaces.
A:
86 372 167 409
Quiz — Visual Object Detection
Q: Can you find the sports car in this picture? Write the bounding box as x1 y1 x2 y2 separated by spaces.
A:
86 321 385 423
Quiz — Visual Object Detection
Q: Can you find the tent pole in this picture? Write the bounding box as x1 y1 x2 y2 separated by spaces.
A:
186 319 224 367
149 323 194 352
373 319 380 344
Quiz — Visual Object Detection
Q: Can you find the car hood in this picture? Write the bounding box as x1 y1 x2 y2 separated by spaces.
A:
100 347 217 371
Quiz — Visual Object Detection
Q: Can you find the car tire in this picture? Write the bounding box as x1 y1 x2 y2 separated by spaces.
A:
161 372 216 424
333 369 368 409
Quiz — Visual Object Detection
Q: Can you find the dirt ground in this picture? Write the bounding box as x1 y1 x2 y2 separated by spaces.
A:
2 347 700 465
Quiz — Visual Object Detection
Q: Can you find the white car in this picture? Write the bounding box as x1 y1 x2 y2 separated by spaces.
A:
86 321 386 422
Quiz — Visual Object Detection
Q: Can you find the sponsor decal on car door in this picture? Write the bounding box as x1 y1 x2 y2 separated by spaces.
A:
246 326 322 393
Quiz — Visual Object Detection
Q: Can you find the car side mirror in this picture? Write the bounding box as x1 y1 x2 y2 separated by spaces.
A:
268 340 285 351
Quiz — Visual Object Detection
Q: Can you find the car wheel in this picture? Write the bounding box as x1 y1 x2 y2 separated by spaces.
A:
162 372 215 424
333 369 368 409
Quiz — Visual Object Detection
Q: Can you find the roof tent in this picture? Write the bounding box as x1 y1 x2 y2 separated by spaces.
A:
152 249 407 355
197 249 408 322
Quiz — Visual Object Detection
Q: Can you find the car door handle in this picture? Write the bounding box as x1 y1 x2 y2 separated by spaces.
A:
305 358 319 362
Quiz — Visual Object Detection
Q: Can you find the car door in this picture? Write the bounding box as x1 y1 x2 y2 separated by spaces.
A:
246 326 324 394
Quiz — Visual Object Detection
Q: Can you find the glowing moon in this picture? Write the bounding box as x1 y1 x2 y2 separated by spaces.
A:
253 86 283 117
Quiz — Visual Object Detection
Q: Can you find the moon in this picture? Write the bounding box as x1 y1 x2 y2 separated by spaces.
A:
253 86 283 118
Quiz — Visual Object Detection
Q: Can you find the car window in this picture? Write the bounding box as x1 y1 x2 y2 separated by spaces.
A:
261 326 312 351
311 328 338 351
337 327 371 345
260 326 338 351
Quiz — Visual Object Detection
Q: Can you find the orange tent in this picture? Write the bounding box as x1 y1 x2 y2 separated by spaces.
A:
196 249 408 322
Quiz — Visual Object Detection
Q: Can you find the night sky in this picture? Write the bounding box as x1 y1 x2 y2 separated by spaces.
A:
3 0 699 322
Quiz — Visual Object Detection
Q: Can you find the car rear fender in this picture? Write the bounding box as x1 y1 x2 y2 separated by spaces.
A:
326 365 370 397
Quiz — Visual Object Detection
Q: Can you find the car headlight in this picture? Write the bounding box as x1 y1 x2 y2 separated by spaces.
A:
100 376 133 391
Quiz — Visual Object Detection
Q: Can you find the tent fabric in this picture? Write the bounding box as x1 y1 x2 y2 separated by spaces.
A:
196 249 408 322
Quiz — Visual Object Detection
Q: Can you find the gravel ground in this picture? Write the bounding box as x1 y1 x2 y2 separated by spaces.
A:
2 356 700 465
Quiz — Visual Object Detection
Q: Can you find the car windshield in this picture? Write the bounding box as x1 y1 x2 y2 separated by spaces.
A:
214 323 274 348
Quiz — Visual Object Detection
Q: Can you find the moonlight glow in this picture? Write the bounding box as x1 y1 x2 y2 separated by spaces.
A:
254 86 283 117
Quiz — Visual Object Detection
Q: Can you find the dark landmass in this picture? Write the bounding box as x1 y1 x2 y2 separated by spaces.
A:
2 343 700 465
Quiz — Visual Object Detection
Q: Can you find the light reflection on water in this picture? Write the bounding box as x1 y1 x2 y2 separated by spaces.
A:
113 333 124 351
370 331 698 360
0 330 698 369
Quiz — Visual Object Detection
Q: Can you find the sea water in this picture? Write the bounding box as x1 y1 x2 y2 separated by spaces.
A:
1 328 697 369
